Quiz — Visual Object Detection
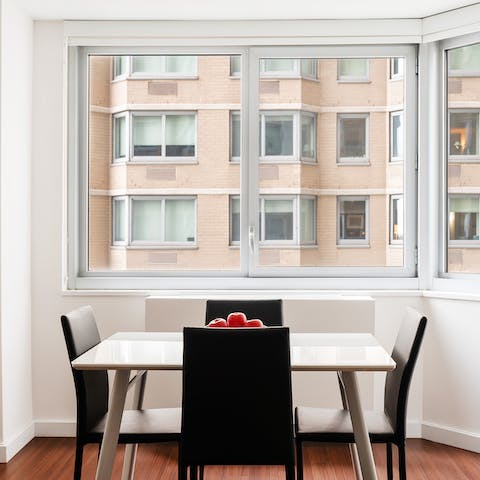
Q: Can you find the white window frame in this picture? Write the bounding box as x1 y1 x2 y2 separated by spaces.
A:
128 195 197 247
230 111 241 162
337 113 370 164
112 196 128 246
448 109 480 163
230 55 241 77
337 195 370 246
390 111 404 162
390 57 404 80
259 58 317 80
130 111 197 164
113 55 130 80
259 110 316 163
390 194 404 245
337 58 370 82
68 43 417 290
112 112 129 163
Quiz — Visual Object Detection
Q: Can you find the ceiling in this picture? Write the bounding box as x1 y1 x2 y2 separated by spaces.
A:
15 0 480 21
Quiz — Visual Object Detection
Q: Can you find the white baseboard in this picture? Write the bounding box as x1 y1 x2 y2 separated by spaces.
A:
0 423 35 463
422 421 480 453
407 420 422 438
35 420 76 437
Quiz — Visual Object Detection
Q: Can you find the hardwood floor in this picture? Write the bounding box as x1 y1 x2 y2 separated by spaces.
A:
0 438 478 479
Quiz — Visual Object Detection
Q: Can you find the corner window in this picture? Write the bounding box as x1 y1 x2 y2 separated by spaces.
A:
390 111 404 162
112 197 127 245
113 113 127 162
337 196 369 245
259 111 316 163
337 59 369 82
390 195 404 244
113 56 128 79
449 111 480 160
230 55 241 76
390 57 404 79
337 113 369 164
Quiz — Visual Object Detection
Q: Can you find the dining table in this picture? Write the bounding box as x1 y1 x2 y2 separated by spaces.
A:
72 331 396 480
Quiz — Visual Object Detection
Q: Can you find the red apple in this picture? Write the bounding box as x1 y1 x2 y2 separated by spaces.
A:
226 312 248 327
246 319 264 328
207 318 227 328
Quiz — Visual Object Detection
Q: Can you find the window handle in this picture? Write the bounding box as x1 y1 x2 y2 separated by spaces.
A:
249 225 255 254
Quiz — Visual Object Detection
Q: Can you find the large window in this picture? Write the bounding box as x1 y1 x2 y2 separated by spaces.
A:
449 111 480 159
70 46 415 288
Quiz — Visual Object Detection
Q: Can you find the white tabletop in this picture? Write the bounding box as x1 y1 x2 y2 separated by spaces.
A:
72 331 395 372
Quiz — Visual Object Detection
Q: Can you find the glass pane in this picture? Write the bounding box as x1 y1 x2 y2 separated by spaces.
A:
230 196 240 243
391 58 404 78
301 59 316 78
261 59 296 74
133 116 163 156
300 198 315 243
231 113 241 159
449 44 480 74
165 199 195 242
114 56 127 77
132 56 164 74
449 197 480 240
301 114 315 159
391 112 403 160
165 115 195 156
338 59 368 79
114 116 126 160
131 199 162 242
339 198 366 240
230 56 241 76
264 199 294 240
391 196 404 242
113 198 126 242
339 116 367 158
165 56 196 74
264 115 294 156
449 112 479 156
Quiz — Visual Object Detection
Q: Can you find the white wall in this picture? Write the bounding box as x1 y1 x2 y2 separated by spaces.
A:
0 0 34 462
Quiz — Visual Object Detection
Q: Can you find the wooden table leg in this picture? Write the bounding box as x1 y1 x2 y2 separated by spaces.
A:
341 371 378 480
96 369 130 480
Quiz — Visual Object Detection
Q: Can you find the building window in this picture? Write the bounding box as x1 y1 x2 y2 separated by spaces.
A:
390 111 404 162
259 111 316 163
230 55 241 76
114 112 196 162
390 57 404 79
448 44 480 76
337 113 369 164
113 196 196 246
448 196 480 243
230 196 241 244
259 58 317 79
113 56 128 79
449 110 480 159
390 195 404 244
337 59 369 82
230 111 241 162
337 196 369 245
130 55 197 77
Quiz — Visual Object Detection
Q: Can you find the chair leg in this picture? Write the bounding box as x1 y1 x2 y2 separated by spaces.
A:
199 465 204 480
386 443 393 480
295 439 304 480
74 441 84 480
285 464 295 480
189 465 198 480
398 442 407 480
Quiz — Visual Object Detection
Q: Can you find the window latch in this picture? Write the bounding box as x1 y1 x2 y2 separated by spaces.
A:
249 225 255 254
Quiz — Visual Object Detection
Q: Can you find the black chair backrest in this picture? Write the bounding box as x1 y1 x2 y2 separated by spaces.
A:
61 306 109 437
182 327 294 466
384 307 427 439
205 299 283 326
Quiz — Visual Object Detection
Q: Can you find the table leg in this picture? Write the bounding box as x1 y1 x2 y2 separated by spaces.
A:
341 371 378 480
121 372 148 480
96 369 130 480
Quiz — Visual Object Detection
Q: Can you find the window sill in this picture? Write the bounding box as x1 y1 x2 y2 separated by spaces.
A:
337 161 370 166
337 79 371 84
111 159 198 166
448 156 480 163
122 245 199 250
336 244 370 248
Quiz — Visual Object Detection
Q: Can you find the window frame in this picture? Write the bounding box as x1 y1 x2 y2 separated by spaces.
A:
390 194 404 245
112 196 128 246
259 58 317 80
390 110 404 162
390 57 404 80
448 109 480 162
337 113 370 165
126 55 199 79
230 110 241 162
337 58 370 82
447 194 480 246
336 195 370 246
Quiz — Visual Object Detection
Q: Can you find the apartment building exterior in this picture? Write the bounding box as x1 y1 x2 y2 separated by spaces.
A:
88 54 407 272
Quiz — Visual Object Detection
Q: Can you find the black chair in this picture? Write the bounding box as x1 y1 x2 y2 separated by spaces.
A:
181 326 295 480
205 299 283 326
61 305 181 480
295 307 427 480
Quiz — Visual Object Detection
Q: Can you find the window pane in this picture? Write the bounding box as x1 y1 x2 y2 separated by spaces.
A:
339 116 367 159
391 57 404 78
449 44 480 74
165 56 196 74
165 115 195 156
261 59 296 74
301 59 316 78
339 198 366 240
230 196 240 243
391 196 403 242
391 112 403 160
265 115 294 156
114 116 126 160
230 55 241 76
131 199 162 242
114 56 127 78
165 199 195 242
300 198 315 243
301 114 315 159
264 199 294 240
338 59 368 79
449 112 479 156
231 113 241 159
132 56 164 74
133 116 163 157
449 197 480 240
113 198 126 242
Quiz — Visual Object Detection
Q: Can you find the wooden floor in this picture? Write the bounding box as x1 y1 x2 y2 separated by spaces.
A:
0 438 478 479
